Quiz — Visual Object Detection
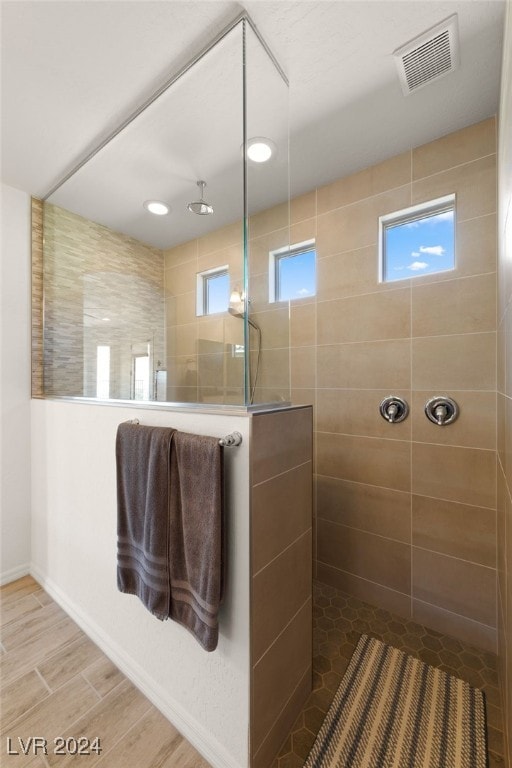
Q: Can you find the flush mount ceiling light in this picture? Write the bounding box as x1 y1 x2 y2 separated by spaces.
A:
187 181 214 215
246 137 276 163
143 200 170 216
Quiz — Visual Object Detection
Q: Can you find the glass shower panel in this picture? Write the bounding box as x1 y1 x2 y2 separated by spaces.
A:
40 15 289 407
244 22 291 405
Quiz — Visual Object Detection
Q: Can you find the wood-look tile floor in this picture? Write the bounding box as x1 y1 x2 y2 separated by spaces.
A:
1 577 505 768
0 576 211 768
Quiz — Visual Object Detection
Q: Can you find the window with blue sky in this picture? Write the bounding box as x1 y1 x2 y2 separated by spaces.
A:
271 241 316 302
380 195 455 282
197 266 229 316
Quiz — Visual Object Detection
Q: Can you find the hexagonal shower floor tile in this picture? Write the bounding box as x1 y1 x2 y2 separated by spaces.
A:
271 580 505 768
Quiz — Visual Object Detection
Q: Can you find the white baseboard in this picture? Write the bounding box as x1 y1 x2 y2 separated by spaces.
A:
1 562 30 586
30 564 243 768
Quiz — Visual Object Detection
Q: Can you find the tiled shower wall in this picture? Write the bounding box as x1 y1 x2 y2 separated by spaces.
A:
497 2 512 763
282 118 497 653
162 205 291 405
34 117 499 658
41 204 164 399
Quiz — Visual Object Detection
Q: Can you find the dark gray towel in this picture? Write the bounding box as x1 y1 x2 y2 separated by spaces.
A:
116 422 176 620
116 423 223 651
168 431 223 652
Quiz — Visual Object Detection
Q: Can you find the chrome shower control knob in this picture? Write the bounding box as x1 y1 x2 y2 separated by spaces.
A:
425 396 459 426
379 396 409 423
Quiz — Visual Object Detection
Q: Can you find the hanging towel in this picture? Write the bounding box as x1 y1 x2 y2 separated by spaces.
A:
116 422 223 651
168 431 223 652
116 422 176 620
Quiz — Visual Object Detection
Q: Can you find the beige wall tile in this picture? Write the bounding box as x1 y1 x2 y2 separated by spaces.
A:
412 154 497 223
412 273 496 337
163 239 197 268
496 465 508 594
412 547 496 627
252 348 290 391
251 407 312 485
497 393 507 472
412 333 496 391
412 599 496 654
173 324 197 356
252 307 290 349
316 432 411 491
412 118 496 180
412 494 496 567
165 261 197 297
455 214 497 277
252 531 312 663
317 563 412 619
317 152 411 214
250 202 289 240
291 303 316 347
411 391 496 450
412 443 496 508
249 272 271 313
317 520 411 594
507 397 512 493
291 346 316 389
316 186 411 258
317 339 411 390
506 305 512 397
316 245 400 302
197 221 242 257
252 599 311 751
176 291 196 325
498 318 506 395
291 389 316 409
316 476 411 543
317 288 410 345
317 388 411 440
291 191 316 223
197 243 242 275
249 228 289 276
291 218 317 249
252 462 312 574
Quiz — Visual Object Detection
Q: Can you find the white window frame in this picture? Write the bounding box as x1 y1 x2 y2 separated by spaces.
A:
196 265 229 316
379 194 456 283
269 239 316 303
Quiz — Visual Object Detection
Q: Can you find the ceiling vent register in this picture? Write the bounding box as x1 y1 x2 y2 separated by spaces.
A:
393 14 460 96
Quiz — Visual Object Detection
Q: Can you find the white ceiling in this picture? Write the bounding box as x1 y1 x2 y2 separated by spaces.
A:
0 0 506 246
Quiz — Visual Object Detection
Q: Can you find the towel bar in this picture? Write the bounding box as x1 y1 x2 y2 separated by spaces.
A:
124 419 241 447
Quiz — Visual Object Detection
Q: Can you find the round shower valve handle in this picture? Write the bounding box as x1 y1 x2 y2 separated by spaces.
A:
379 396 409 423
425 396 459 426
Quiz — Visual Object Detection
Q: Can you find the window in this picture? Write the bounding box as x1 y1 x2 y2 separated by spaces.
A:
269 240 316 302
196 266 230 316
380 195 455 282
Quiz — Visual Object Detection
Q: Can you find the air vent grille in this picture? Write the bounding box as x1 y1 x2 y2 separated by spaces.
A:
394 15 459 96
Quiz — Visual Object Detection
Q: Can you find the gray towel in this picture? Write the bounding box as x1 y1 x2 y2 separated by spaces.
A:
116 422 176 620
116 423 223 651
168 431 223 652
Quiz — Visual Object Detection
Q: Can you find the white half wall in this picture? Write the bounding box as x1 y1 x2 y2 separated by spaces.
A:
30 399 251 768
0 183 32 583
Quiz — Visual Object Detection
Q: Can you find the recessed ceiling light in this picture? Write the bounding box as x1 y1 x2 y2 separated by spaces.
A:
246 137 276 163
143 200 170 216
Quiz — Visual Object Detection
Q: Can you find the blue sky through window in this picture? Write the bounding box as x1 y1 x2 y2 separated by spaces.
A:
206 271 229 314
278 248 316 301
384 209 455 282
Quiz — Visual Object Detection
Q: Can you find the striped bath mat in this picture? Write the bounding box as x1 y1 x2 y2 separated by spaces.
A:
305 634 487 768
